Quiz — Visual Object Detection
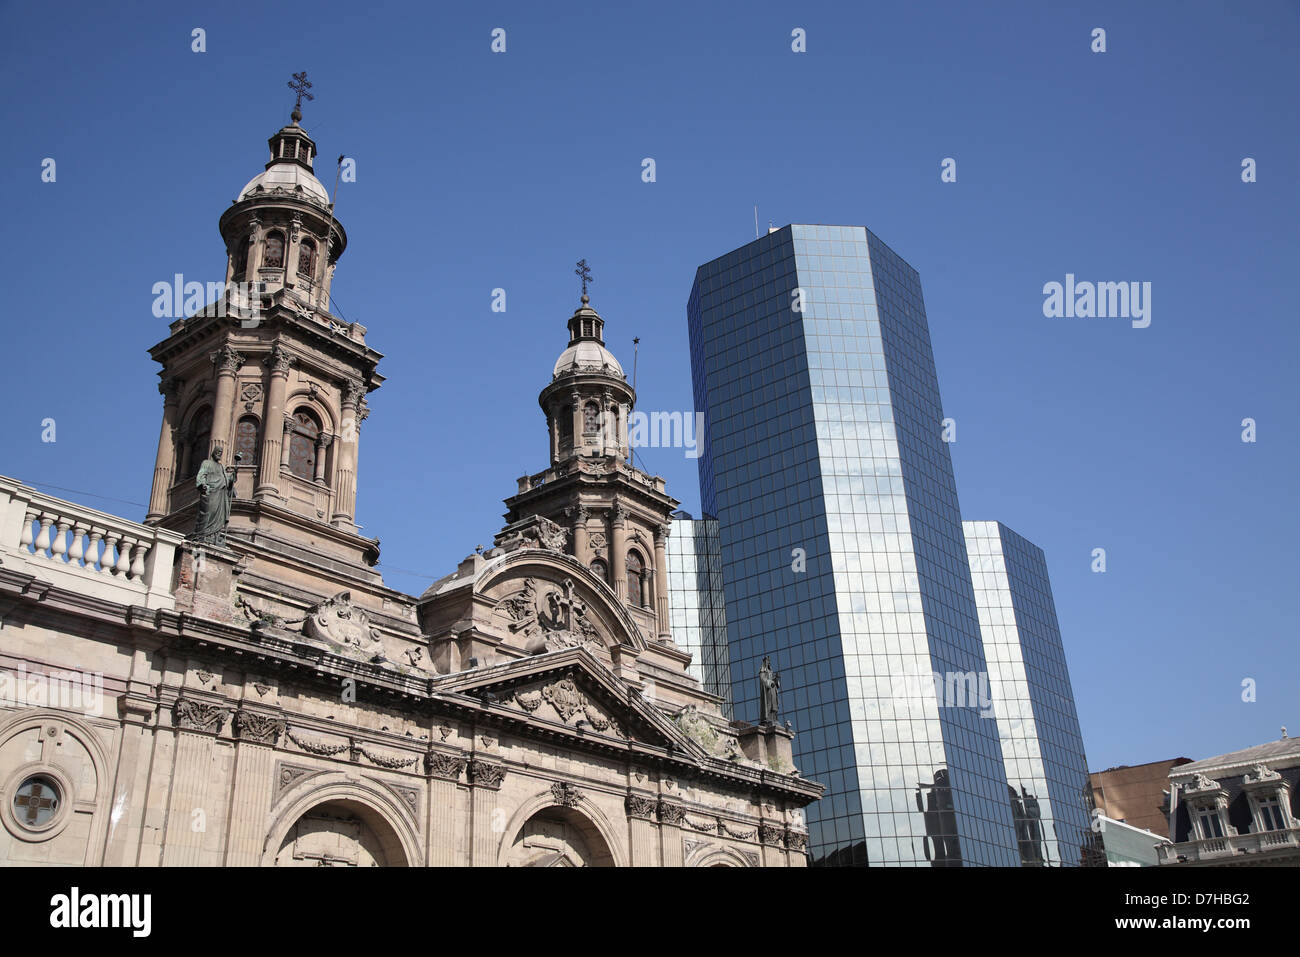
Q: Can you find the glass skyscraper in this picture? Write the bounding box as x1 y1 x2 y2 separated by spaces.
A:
665 511 733 716
688 224 1020 866
963 521 1092 866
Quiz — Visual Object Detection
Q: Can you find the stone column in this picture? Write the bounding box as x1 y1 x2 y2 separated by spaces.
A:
209 346 244 455
654 523 671 642
571 505 589 565
279 416 294 471
256 346 293 500
549 409 559 463
570 391 583 455
332 380 365 526
611 504 628 601
618 403 630 459
602 388 615 455
313 433 332 484
147 377 183 521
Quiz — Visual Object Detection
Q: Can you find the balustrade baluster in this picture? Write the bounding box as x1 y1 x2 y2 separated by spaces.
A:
33 513 54 555
68 522 88 566
115 537 135 576
129 542 148 580
101 533 121 575
85 528 105 570
19 508 37 550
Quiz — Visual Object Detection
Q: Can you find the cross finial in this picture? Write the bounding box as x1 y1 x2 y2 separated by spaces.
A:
574 259 593 301
288 71 314 122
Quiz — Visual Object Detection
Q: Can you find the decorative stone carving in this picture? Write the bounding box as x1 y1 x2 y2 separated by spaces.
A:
759 823 785 846
501 577 603 655
425 750 467 781
386 782 420 817
551 782 581 807
742 850 760 867
468 760 506 790
173 698 231 734
213 346 246 375
1245 764 1282 785
275 763 314 795
355 746 419 769
720 820 757 840
285 729 350 756
589 532 607 551
253 682 274 697
342 378 366 408
657 801 685 827
512 690 543 713
494 515 568 555
1184 772 1222 795
625 794 657 820
438 724 454 741
195 669 216 686
674 705 720 754
302 591 386 663
240 382 263 412
233 710 285 745
268 346 295 375
785 829 808 851
542 678 585 722
684 815 718 833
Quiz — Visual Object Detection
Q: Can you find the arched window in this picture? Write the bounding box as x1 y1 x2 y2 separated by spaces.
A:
560 406 573 446
185 408 212 479
288 410 320 481
626 550 648 608
590 558 607 583
583 401 601 434
233 241 249 282
297 239 317 280
235 416 260 468
263 231 285 269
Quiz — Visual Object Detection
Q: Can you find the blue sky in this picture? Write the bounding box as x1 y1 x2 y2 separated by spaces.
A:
1 1 1296 772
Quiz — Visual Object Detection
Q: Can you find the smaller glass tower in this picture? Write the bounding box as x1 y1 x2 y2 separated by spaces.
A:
963 521 1093 866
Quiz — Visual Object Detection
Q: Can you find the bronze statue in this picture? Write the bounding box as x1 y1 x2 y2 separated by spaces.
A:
758 655 780 725
192 447 238 545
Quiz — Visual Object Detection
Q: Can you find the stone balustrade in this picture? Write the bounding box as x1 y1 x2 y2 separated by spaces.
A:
1156 825 1300 864
0 475 183 609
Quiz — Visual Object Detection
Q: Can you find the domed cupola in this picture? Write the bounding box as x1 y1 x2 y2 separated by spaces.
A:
539 264 635 466
217 74 346 314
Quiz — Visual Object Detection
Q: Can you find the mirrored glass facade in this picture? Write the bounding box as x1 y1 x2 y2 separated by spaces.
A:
963 521 1092 866
665 512 733 715
688 225 1020 865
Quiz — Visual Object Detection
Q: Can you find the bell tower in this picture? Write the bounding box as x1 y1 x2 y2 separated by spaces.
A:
144 79 384 573
503 266 679 647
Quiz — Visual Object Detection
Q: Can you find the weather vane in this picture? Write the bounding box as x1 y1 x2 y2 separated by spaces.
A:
574 259 593 299
288 71 314 121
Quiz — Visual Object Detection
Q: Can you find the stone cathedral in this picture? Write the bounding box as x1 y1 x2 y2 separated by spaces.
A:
0 101 818 867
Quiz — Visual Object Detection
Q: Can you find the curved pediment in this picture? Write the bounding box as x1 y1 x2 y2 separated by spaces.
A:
476 550 649 656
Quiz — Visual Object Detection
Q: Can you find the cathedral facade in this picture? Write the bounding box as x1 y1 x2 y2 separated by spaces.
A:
0 107 818 867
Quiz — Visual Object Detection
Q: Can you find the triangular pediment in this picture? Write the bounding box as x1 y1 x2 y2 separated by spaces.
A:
431 648 709 759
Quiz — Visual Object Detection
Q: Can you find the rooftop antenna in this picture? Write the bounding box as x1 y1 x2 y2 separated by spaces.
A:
630 336 640 469
753 205 759 239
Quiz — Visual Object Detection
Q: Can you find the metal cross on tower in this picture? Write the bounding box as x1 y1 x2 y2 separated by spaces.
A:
288 71 314 118
574 259 593 298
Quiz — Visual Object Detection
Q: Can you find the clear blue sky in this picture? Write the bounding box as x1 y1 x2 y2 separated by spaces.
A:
1 1 1296 773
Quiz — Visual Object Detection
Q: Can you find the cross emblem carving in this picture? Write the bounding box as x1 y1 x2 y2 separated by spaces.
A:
14 780 57 825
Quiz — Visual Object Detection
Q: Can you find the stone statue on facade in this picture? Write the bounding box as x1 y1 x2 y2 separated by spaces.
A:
759 655 780 725
192 447 239 545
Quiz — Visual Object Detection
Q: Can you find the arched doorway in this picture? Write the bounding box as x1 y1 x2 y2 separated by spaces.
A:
506 806 615 867
273 799 409 867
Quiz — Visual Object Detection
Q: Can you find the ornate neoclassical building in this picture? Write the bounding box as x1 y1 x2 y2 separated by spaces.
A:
0 105 818 867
